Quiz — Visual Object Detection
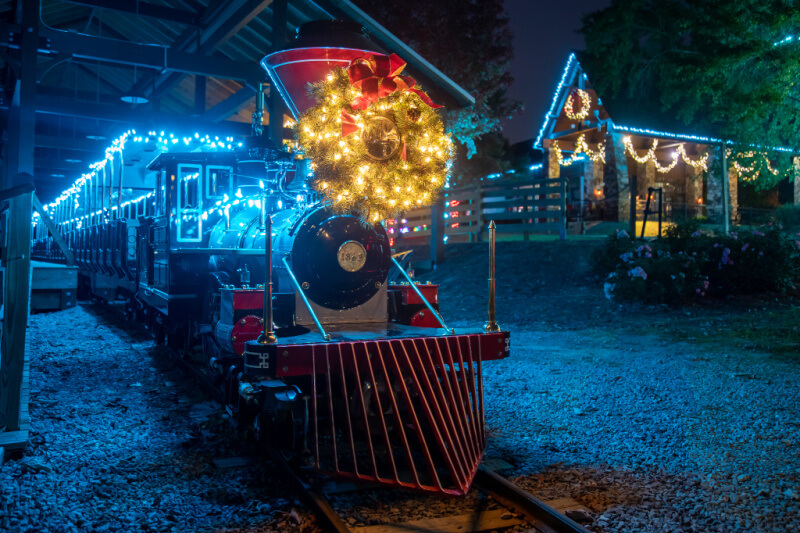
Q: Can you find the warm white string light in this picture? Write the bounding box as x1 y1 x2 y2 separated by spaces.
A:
729 149 787 183
564 88 591 120
552 134 605 166
623 136 708 173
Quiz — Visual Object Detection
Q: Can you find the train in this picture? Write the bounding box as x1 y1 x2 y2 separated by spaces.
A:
30 21 510 497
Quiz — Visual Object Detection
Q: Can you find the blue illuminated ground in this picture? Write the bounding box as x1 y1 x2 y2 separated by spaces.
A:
422 240 800 532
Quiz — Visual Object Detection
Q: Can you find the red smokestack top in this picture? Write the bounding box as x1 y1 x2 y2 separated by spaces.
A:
261 20 386 119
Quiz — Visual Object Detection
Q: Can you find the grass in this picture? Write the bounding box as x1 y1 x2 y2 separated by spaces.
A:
626 299 800 358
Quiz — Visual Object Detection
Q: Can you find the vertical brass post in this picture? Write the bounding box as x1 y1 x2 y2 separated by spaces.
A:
257 213 277 344
484 220 501 332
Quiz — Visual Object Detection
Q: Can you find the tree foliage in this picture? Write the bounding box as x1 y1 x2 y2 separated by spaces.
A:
352 0 521 182
581 0 799 187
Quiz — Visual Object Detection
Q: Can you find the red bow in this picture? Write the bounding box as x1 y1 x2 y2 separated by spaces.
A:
339 54 442 137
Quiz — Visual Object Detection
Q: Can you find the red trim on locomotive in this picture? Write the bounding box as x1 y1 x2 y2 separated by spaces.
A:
393 283 439 306
230 315 264 355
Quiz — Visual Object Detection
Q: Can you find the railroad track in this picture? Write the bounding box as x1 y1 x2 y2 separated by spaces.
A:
271 451 592 533
92 301 588 533
170 348 591 533
145 313 589 533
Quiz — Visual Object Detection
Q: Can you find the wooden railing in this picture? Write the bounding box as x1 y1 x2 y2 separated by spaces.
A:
388 177 568 244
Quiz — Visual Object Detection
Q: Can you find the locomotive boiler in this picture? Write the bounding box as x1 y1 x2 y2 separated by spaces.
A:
30 21 510 496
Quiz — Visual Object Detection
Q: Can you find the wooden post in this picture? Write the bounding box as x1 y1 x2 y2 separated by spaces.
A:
429 195 445 267
194 75 207 116
1 0 38 435
629 174 637 237
721 146 730 234
559 178 567 240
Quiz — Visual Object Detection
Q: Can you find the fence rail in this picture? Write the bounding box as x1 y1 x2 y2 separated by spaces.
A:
390 177 568 244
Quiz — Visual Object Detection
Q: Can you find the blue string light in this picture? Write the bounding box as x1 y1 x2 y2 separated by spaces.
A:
533 53 577 150
37 129 248 220
535 54 796 155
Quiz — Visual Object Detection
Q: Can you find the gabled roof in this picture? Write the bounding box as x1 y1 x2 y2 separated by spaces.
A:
533 53 721 150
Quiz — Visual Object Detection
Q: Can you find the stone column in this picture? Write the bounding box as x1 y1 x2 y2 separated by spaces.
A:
793 156 800 205
593 159 604 193
582 159 595 198
547 147 560 180
637 159 656 198
706 153 723 223
603 132 630 222
728 166 738 224
685 165 703 218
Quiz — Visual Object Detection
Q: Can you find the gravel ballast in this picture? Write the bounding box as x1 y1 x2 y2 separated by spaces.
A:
1 303 315 533
3 239 800 532
423 241 800 533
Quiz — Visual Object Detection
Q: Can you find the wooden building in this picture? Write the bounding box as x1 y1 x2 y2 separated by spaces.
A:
535 53 745 226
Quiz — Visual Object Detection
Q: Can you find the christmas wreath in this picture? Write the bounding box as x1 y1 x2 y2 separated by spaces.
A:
564 88 591 121
296 53 454 221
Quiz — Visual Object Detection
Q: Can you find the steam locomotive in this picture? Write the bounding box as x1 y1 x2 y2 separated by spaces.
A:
30 22 510 496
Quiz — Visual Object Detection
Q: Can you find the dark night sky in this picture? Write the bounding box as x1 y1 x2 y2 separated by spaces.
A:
501 0 611 146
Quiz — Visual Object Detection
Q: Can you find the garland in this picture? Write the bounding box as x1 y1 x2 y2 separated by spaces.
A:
730 150 786 184
552 134 605 165
564 88 591 120
296 54 453 222
622 136 709 174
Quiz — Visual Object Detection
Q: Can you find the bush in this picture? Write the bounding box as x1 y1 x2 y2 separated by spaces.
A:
774 205 800 233
596 221 800 304
591 229 637 274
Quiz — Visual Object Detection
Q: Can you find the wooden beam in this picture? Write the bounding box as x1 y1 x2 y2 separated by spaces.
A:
143 0 272 103
31 193 75 266
63 0 201 26
0 182 34 202
0 22 266 83
202 85 255 122
0 430 28 450
35 134 104 152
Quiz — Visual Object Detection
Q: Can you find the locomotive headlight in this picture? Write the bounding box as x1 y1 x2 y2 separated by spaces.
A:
337 241 367 272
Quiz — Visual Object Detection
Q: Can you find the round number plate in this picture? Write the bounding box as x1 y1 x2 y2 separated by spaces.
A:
337 240 367 272
363 116 401 161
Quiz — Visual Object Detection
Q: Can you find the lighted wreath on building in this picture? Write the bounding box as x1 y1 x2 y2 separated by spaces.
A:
296 53 454 222
564 88 591 121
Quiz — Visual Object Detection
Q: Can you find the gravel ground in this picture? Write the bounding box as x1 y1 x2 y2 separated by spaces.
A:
1 303 316 533
422 241 800 533
4 239 800 532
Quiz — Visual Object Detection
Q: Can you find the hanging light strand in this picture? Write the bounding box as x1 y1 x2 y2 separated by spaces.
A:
552 134 605 166
622 136 709 173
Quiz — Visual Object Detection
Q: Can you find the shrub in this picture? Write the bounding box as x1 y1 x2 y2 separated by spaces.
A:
774 205 800 233
590 229 636 274
597 221 800 304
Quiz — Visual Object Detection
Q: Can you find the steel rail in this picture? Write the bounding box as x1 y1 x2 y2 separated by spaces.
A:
268 450 352 533
475 466 591 533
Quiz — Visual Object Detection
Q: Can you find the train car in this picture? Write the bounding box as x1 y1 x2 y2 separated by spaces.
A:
31 21 510 497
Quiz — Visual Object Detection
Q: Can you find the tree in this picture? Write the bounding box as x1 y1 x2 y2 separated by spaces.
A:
352 0 522 183
580 0 799 188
